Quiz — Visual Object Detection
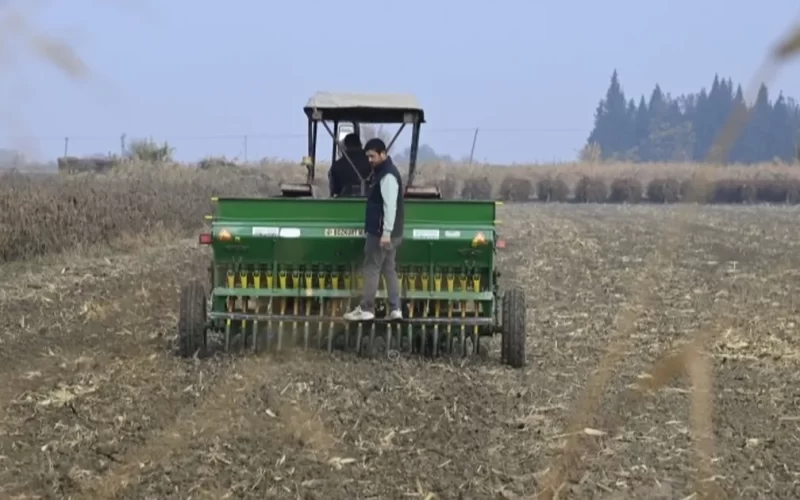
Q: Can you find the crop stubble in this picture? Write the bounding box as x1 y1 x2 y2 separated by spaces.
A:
0 203 798 498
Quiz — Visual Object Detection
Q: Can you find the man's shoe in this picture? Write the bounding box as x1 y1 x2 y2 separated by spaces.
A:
386 309 403 321
343 306 375 322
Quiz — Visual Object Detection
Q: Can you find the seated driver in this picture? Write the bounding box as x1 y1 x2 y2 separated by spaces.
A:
328 133 371 197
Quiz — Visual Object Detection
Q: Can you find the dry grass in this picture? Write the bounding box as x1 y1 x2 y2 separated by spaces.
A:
1 159 800 262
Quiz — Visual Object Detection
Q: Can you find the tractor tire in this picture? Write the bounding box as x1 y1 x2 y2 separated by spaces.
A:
178 279 208 358
501 287 526 368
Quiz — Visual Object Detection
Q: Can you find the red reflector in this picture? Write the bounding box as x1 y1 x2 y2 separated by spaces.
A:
198 233 213 245
496 239 506 249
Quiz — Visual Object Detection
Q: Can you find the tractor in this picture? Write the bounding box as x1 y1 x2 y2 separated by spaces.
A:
177 91 527 367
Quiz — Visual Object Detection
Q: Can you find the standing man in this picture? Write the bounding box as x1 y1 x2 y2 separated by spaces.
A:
343 138 404 322
328 133 371 197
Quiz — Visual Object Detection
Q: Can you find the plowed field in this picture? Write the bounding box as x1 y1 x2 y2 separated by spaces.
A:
1 204 799 499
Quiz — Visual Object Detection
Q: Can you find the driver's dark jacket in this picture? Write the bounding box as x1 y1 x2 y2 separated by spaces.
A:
328 148 371 197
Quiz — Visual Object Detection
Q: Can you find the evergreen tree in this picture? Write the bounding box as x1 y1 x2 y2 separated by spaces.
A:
770 92 795 160
692 88 711 160
707 75 728 148
584 71 800 163
741 83 772 162
639 85 667 161
625 98 638 153
586 70 632 158
648 84 666 116
633 96 650 157
729 84 749 161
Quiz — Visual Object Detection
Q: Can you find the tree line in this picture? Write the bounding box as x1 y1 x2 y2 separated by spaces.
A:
586 70 800 163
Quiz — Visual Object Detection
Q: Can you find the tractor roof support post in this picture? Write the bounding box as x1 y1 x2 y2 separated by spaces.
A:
385 123 405 154
330 119 339 165
306 118 317 184
313 120 318 165
407 120 421 187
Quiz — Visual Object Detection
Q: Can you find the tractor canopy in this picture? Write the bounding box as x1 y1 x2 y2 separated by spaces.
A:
303 91 426 124
299 91 426 194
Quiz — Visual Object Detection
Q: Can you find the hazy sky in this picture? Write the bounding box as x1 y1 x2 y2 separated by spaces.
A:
2 0 800 164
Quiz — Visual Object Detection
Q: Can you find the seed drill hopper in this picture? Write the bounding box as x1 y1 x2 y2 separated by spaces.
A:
177 92 527 367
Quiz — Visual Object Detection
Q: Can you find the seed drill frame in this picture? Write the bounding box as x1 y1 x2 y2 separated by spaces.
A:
177 91 527 367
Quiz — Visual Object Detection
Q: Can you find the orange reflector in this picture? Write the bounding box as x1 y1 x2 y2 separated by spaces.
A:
199 233 212 245
472 232 487 247
496 239 506 249
218 229 232 241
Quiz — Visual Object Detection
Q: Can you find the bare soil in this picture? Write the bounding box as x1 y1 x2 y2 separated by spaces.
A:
1 204 799 499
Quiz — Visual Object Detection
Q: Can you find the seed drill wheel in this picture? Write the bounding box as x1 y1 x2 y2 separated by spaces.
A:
178 279 208 358
501 287 526 368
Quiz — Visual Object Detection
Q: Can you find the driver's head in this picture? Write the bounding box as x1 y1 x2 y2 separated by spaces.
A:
364 138 387 167
343 133 361 151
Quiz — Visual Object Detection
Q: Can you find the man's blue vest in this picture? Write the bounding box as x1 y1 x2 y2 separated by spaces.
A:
364 157 404 238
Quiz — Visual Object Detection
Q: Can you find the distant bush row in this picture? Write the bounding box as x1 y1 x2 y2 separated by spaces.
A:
3 160 800 262
447 175 800 204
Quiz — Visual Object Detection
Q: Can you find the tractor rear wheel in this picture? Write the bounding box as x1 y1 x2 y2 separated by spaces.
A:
501 287 526 368
178 279 208 358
